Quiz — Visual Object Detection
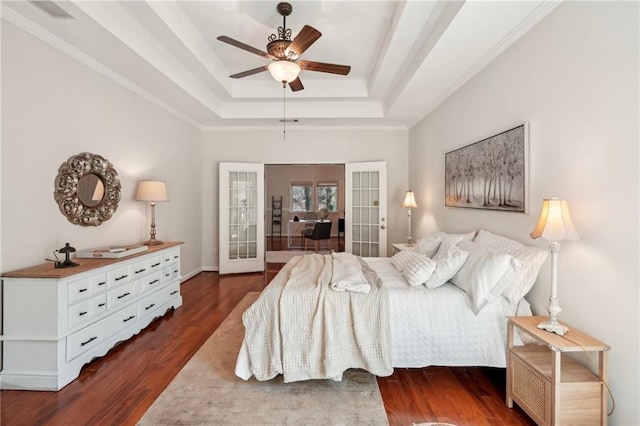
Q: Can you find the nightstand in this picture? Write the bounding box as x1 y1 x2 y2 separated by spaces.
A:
391 243 414 254
506 316 610 426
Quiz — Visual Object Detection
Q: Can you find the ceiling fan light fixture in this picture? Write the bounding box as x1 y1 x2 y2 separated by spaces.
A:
268 60 301 84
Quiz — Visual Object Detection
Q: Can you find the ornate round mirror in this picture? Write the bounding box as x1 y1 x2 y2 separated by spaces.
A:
54 152 121 226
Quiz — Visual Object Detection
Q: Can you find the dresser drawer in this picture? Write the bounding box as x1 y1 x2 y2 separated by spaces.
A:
161 266 174 283
147 255 163 273
107 265 131 288
107 281 137 309
66 304 138 362
139 281 180 318
164 249 180 266
68 272 108 306
140 271 162 293
68 293 108 329
91 273 108 294
129 259 149 280
91 293 107 316
68 278 92 305
68 299 91 329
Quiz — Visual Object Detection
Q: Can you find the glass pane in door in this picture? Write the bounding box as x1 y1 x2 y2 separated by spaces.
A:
228 171 258 261
350 169 380 256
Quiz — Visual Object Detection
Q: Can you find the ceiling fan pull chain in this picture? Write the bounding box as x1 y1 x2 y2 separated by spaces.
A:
283 84 286 140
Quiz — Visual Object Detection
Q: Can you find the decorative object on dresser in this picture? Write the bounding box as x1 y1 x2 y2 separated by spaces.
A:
76 244 148 259
47 242 79 268
136 180 170 246
401 190 418 246
0 242 183 391
530 198 581 335
506 316 610 425
54 152 121 226
445 124 527 212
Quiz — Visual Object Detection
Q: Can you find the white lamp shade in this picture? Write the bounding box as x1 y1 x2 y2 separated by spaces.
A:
530 198 580 242
136 181 169 202
268 60 301 83
401 190 418 209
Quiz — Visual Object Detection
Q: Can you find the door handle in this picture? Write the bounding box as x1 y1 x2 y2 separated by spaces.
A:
380 225 386 229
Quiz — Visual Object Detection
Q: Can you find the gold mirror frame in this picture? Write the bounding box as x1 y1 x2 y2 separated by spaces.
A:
54 152 121 226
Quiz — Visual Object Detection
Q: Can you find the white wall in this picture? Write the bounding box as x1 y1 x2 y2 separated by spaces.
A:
409 2 639 423
201 128 409 269
1 22 203 277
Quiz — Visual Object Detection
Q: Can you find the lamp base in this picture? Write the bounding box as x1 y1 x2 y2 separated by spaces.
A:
537 320 569 336
143 239 163 246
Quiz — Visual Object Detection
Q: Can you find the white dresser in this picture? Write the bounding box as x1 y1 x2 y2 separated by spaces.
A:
0 242 183 391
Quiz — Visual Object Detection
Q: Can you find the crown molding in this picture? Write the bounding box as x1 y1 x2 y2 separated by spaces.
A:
408 0 562 127
1 5 204 130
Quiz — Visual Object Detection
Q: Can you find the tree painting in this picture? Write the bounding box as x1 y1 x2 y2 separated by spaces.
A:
445 125 526 212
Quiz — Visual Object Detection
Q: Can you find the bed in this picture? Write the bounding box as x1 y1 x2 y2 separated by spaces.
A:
235 229 548 382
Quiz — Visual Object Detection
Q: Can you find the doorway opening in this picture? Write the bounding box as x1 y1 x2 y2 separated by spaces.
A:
265 164 345 263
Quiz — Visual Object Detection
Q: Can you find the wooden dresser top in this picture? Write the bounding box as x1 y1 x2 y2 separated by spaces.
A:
2 242 183 279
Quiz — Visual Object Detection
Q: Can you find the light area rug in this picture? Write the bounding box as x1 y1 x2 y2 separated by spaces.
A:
138 292 389 425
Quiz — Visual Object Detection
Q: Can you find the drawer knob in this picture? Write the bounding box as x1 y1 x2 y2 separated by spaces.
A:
117 292 131 299
98 281 106 286
81 336 97 346
170 290 179 296
151 262 161 268
98 303 106 307
135 268 146 274
123 315 135 323
145 303 156 310
149 279 159 285
115 275 128 281
79 311 88 316
79 288 88 293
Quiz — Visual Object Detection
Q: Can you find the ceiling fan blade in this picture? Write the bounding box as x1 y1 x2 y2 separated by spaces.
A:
217 36 275 60
298 60 351 75
287 25 322 58
289 77 304 92
229 65 269 79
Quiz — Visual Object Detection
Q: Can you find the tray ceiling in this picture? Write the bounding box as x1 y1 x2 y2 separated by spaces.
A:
2 1 559 129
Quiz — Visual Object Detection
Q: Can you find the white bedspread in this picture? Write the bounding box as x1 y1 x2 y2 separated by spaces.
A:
236 254 392 382
365 257 528 368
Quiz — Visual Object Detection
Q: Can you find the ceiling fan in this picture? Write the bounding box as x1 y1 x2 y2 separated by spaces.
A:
217 2 351 92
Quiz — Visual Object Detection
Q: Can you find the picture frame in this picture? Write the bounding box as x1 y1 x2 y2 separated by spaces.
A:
445 123 528 213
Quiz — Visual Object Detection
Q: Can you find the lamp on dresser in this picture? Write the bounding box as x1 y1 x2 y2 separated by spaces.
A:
530 197 581 335
401 190 418 246
136 180 169 246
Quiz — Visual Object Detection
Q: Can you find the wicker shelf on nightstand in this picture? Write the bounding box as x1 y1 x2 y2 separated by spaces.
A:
506 316 610 426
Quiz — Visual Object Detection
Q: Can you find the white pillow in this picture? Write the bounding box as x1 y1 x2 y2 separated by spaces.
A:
473 229 548 303
434 231 476 246
451 241 522 314
424 244 469 289
391 250 414 272
401 251 436 287
414 235 442 258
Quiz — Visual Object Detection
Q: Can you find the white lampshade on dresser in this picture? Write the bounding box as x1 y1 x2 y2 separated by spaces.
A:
136 180 169 246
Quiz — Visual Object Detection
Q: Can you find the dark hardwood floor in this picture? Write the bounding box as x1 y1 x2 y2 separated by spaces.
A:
1 265 534 426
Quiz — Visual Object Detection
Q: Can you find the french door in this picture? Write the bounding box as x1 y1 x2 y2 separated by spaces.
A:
219 162 264 274
345 162 387 257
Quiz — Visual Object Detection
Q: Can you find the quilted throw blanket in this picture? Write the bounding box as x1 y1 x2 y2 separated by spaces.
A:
240 253 392 382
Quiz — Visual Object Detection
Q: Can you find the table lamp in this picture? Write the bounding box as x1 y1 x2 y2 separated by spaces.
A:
530 198 581 335
136 180 169 245
401 190 418 246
